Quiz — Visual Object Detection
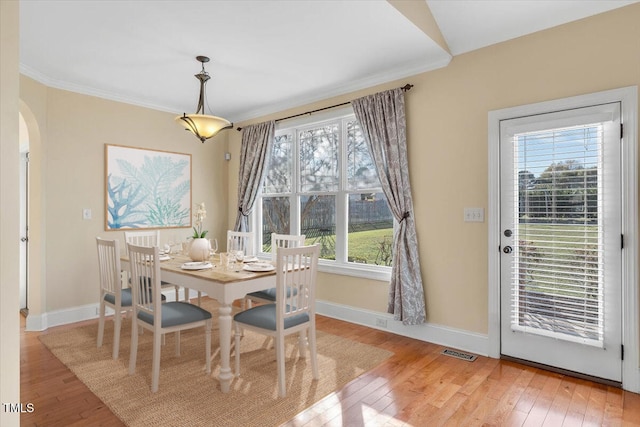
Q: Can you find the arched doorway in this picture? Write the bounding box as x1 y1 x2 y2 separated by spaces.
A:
19 100 44 331
19 113 29 315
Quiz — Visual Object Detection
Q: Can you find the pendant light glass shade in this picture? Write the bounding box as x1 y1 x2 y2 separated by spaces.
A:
175 113 232 142
175 56 232 143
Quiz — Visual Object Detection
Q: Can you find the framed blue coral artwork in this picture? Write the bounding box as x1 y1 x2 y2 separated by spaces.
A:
105 144 191 230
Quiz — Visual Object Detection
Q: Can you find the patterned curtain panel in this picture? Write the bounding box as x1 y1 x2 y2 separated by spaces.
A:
234 121 275 232
352 88 426 325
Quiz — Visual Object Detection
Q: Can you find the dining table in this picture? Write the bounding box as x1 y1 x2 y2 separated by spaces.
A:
120 252 277 393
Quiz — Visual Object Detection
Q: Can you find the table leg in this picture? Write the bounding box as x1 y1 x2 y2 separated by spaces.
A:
218 303 233 393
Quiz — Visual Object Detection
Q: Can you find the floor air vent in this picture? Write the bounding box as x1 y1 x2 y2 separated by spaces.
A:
442 349 477 362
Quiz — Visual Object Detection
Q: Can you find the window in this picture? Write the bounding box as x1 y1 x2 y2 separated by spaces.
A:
254 109 393 279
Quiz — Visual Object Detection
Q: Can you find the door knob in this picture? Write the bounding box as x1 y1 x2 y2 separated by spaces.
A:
504 229 512 237
503 246 513 254
21 237 28 242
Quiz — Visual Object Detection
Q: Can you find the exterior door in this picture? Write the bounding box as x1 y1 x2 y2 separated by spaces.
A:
500 103 622 382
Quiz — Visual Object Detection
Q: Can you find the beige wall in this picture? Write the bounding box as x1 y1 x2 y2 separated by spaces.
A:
19 78 231 314
1 1 21 424
231 3 640 333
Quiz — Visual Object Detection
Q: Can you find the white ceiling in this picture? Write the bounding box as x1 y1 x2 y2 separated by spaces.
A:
19 0 637 124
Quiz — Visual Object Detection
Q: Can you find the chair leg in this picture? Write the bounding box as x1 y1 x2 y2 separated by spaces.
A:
205 319 212 374
151 331 162 393
112 310 122 359
175 285 180 301
128 318 139 375
309 326 318 380
298 329 307 359
234 323 241 376
197 291 202 306
175 330 181 356
276 336 286 397
240 298 254 311
97 301 106 348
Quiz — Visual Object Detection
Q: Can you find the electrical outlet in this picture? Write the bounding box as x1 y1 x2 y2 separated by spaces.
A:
83 208 92 220
375 318 388 328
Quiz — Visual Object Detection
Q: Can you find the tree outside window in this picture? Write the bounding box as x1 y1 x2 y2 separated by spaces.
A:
257 114 394 269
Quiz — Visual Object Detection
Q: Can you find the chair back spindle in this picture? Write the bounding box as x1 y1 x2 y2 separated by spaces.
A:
271 233 306 261
127 243 162 318
97 237 122 299
124 230 160 254
227 230 254 255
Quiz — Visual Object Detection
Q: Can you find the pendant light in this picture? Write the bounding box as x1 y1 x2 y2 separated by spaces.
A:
175 56 232 143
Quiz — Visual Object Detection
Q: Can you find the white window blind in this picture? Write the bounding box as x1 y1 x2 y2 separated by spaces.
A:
510 123 605 346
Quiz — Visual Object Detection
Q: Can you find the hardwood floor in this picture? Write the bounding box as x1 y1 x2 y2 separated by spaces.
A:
20 315 124 427
20 304 640 426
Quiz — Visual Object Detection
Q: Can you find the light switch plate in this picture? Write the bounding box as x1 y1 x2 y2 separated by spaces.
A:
82 208 92 220
464 207 484 222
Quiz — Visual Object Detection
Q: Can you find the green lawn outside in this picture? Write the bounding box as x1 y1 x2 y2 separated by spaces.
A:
348 228 393 265
517 223 599 298
302 228 393 265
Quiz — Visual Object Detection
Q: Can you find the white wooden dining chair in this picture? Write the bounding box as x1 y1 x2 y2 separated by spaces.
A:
233 244 320 397
96 237 132 360
124 230 187 302
127 243 212 393
243 233 306 309
123 230 159 248
227 230 254 255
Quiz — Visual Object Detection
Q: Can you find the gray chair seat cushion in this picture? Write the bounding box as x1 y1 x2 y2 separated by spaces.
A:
104 288 133 306
104 288 166 306
246 286 298 302
137 302 211 327
234 304 309 331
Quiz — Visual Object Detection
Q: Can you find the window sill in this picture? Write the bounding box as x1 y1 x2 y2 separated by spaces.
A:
254 254 391 281
317 260 391 281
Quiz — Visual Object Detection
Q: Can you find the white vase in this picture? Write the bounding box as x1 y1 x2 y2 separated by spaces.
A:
189 238 210 262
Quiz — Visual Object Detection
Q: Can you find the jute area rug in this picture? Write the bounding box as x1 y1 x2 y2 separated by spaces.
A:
39 299 392 427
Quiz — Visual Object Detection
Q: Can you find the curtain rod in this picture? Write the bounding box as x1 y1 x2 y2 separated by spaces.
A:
236 83 413 131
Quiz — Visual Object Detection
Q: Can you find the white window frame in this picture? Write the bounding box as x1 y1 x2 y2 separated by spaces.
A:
251 106 393 281
488 86 639 393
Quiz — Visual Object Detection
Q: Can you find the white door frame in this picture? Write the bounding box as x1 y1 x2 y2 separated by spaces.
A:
488 86 639 393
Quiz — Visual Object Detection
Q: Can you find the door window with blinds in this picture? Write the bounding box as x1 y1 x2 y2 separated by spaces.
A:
514 123 603 344
500 103 622 381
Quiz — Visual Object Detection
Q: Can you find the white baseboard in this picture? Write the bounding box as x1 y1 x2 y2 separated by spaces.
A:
316 300 490 357
28 295 489 358
26 303 102 331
